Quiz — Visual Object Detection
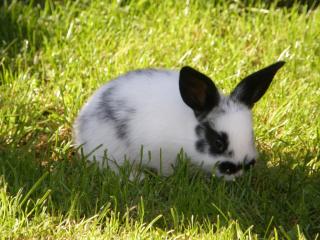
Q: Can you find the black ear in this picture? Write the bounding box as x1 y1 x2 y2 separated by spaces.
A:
179 66 220 114
230 61 285 108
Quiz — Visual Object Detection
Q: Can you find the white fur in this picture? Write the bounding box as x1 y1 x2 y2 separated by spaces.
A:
74 69 257 179
205 101 258 178
208 101 257 164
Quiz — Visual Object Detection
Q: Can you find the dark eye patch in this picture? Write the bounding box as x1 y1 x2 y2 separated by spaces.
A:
194 122 229 156
195 139 206 153
195 124 205 137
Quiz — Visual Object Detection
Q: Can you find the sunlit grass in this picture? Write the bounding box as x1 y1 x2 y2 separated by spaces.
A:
0 0 319 239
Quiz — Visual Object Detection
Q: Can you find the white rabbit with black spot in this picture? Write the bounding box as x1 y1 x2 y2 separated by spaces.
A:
74 62 285 180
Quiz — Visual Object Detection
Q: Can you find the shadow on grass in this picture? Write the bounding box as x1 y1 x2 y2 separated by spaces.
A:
0 1 88 84
117 0 319 10
1 141 319 238
0 1 50 77
242 0 319 9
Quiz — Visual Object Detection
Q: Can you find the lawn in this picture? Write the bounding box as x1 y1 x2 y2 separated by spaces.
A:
0 0 319 239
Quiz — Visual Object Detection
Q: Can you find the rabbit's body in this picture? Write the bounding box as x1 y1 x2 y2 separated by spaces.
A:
74 62 285 180
75 70 197 175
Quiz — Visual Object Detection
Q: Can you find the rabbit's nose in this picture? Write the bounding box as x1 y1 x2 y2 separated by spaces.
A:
218 161 241 175
243 159 256 170
218 159 256 175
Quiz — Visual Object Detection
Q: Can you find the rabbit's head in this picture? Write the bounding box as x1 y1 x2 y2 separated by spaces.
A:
179 62 285 180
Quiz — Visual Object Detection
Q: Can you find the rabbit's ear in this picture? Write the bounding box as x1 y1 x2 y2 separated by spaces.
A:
179 66 220 114
231 61 285 108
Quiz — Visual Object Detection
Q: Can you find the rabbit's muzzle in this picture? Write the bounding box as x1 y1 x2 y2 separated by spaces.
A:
218 159 256 175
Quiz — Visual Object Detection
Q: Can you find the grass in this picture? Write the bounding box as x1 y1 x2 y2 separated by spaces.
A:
0 0 319 238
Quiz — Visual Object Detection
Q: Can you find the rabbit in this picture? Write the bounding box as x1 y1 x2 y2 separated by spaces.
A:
73 61 285 181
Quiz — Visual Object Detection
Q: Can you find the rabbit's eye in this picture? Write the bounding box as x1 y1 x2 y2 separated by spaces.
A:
214 137 226 153
201 122 228 155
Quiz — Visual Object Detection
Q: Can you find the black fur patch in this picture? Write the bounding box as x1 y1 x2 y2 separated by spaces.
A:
194 122 228 156
98 86 135 141
179 66 220 112
116 120 129 139
218 161 241 175
218 159 256 175
203 122 228 155
230 61 285 108
195 125 204 137
98 86 117 121
195 139 206 153
207 132 228 155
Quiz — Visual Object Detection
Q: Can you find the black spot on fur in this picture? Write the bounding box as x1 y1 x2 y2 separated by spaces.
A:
195 125 204 137
194 122 228 155
218 161 241 175
218 159 256 175
116 120 128 139
98 86 117 121
195 139 206 153
202 122 228 155
97 86 135 141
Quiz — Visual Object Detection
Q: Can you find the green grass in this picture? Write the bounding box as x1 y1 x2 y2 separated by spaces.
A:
1 0 320 239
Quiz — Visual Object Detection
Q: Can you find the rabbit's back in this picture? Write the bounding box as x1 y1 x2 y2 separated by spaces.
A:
74 69 198 173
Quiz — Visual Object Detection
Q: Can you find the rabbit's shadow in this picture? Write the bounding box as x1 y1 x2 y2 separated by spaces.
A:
133 149 320 236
